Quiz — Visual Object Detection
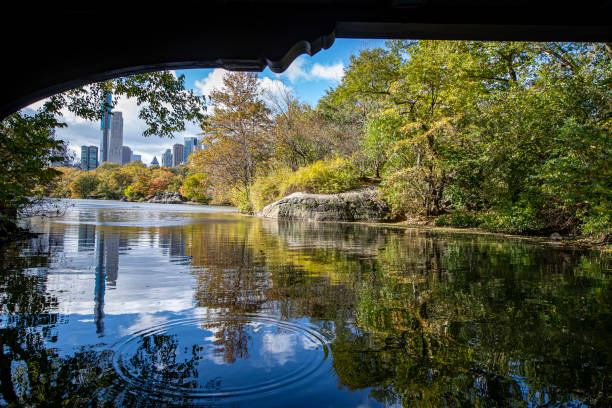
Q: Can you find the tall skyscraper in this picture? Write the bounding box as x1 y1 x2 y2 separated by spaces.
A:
172 144 184 167
162 149 172 167
81 145 98 170
183 136 198 162
80 146 89 169
99 93 112 163
121 146 132 165
109 112 123 164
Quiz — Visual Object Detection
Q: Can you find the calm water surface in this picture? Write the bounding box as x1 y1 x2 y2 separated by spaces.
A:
1 199 611 406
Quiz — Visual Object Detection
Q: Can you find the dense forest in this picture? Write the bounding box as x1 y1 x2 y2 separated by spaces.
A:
31 41 612 239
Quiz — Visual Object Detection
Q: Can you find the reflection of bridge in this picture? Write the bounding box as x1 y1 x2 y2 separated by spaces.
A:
2 2 609 118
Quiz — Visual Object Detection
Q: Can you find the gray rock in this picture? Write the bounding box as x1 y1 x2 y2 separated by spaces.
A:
549 232 563 241
147 191 186 204
259 188 390 222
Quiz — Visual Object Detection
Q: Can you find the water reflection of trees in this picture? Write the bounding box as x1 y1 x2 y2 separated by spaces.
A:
186 218 374 363
334 231 612 406
2 217 610 406
185 218 611 406
0 241 117 406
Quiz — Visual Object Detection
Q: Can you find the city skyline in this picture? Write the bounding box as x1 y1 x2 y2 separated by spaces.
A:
82 108 149 169
80 107 201 169
42 39 383 165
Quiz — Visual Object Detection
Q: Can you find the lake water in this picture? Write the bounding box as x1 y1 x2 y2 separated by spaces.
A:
1 199 610 406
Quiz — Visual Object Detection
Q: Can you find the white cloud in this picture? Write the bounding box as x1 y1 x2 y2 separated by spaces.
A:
194 69 293 108
119 313 169 336
25 98 48 112
277 57 345 84
282 56 310 83
311 62 345 82
259 76 293 104
194 68 227 97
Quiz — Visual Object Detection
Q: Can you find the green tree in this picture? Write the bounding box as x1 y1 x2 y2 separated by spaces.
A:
0 70 205 234
180 173 211 203
269 92 332 171
0 110 64 221
69 173 99 198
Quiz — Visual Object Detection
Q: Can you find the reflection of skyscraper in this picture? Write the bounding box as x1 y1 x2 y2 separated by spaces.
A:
78 224 96 252
109 112 124 164
100 93 112 163
169 229 185 257
94 233 106 337
104 234 119 286
93 230 120 337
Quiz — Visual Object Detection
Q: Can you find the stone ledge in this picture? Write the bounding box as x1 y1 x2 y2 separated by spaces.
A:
259 188 390 222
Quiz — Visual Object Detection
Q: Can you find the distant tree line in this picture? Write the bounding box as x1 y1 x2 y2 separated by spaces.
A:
45 161 213 204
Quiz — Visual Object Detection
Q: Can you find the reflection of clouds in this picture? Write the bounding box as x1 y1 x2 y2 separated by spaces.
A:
118 313 170 336
47 271 195 316
201 327 228 365
262 332 296 366
202 347 229 366
301 336 319 350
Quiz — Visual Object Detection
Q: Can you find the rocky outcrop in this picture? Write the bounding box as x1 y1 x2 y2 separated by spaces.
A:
146 191 186 204
549 232 563 241
259 188 390 222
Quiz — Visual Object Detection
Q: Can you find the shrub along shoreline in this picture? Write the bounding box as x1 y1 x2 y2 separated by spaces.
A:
42 157 610 249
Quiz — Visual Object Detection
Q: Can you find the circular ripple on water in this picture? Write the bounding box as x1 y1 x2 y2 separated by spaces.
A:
112 315 331 400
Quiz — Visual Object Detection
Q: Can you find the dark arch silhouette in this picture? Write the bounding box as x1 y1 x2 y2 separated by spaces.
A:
2 1 610 118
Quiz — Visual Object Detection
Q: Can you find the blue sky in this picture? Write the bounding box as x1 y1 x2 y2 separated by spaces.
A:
47 39 387 164
177 39 386 106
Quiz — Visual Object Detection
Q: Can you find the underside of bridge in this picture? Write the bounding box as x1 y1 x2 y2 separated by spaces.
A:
2 0 610 118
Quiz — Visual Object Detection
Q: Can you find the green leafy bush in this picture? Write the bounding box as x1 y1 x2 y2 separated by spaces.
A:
478 206 546 234
283 157 362 195
435 211 480 228
250 158 363 212
230 187 252 213
580 213 611 241
380 166 444 218
250 168 291 212
434 214 449 226
180 173 211 203
69 174 99 198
